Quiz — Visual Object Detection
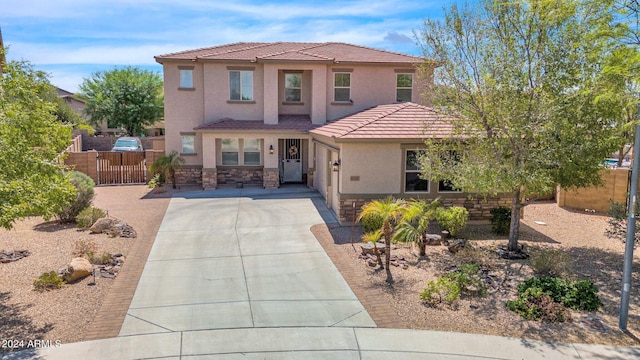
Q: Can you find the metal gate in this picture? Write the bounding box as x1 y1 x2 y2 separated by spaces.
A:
96 151 146 185
282 138 302 182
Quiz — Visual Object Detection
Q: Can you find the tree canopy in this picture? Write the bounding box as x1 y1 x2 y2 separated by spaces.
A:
79 66 163 136
417 0 621 251
0 59 75 229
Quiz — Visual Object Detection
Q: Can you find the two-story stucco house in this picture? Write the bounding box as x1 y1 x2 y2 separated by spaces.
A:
155 42 509 223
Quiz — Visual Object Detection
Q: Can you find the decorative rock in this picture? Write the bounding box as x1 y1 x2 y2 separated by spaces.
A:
0 250 30 263
62 257 93 282
425 234 442 246
447 239 468 253
360 242 385 255
90 218 113 234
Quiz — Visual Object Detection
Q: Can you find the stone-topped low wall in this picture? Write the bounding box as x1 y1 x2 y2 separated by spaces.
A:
337 195 512 224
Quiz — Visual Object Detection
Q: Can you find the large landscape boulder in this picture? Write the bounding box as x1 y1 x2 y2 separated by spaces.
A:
61 257 93 282
89 218 113 234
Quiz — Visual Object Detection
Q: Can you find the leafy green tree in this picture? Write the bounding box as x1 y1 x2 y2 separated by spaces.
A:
79 66 163 136
357 197 405 283
150 151 185 189
0 59 76 229
417 0 620 252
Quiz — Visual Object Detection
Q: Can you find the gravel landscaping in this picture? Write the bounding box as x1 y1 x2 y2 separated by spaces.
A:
318 202 640 346
1 186 639 351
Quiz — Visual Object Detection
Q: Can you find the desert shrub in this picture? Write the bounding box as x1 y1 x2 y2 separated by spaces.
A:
507 276 601 321
434 206 469 237
361 212 384 234
456 244 492 267
490 206 511 235
57 171 95 223
76 207 107 230
72 239 98 257
506 287 570 322
87 251 112 265
528 248 571 277
33 271 65 291
420 263 486 306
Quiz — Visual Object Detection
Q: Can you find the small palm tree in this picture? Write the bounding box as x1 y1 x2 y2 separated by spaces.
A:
150 151 185 189
395 199 441 257
357 197 405 283
362 230 384 269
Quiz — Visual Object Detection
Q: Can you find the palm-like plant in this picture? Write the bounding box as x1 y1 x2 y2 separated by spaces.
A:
357 197 405 283
362 230 384 269
394 199 441 257
150 150 185 189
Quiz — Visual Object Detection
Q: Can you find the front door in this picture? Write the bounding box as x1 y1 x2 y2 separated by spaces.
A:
283 138 302 182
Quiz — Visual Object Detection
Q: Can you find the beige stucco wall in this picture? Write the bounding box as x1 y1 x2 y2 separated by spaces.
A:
163 62 205 166
202 62 265 121
340 142 402 194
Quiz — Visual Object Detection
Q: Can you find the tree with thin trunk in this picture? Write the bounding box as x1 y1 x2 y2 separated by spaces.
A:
417 0 620 252
394 199 441 257
150 151 185 189
358 197 405 283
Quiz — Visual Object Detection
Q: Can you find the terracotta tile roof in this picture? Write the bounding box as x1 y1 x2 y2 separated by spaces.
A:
156 42 422 65
194 115 318 132
310 103 459 140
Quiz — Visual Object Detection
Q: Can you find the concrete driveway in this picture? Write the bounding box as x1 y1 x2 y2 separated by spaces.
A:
119 185 375 335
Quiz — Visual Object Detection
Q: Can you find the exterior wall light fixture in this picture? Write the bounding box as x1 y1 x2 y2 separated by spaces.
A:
269 145 274 154
332 159 341 172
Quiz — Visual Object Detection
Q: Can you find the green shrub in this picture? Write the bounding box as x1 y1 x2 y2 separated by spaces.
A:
33 271 66 291
507 276 601 321
74 123 95 137
528 248 572 277
76 207 107 230
490 206 511 235
148 173 163 189
57 171 95 223
420 263 486 306
434 206 469 237
361 212 384 233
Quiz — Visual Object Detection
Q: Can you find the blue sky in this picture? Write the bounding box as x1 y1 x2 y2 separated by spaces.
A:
0 0 449 93
0 0 449 92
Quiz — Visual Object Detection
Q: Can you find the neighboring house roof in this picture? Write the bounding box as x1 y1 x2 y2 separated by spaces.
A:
56 87 85 103
155 42 423 65
310 102 458 141
194 115 318 133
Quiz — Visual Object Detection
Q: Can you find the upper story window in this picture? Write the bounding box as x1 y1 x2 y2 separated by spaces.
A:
405 150 429 192
181 134 195 155
221 138 239 165
179 66 194 89
285 73 302 102
229 71 253 101
334 73 351 102
396 73 413 102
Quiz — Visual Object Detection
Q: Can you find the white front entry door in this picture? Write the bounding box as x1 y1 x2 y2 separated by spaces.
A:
282 139 302 182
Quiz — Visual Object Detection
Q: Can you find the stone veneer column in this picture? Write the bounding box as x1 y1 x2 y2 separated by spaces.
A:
202 168 217 189
263 168 279 189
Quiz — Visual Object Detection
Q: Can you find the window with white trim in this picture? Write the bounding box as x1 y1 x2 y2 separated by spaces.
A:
181 135 195 154
285 73 302 102
221 138 239 165
229 71 253 101
405 150 429 192
179 69 193 89
243 138 261 165
334 73 351 102
396 73 413 102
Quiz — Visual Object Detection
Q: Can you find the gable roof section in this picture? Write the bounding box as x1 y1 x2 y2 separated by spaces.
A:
156 42 422 65
310 103 458 141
